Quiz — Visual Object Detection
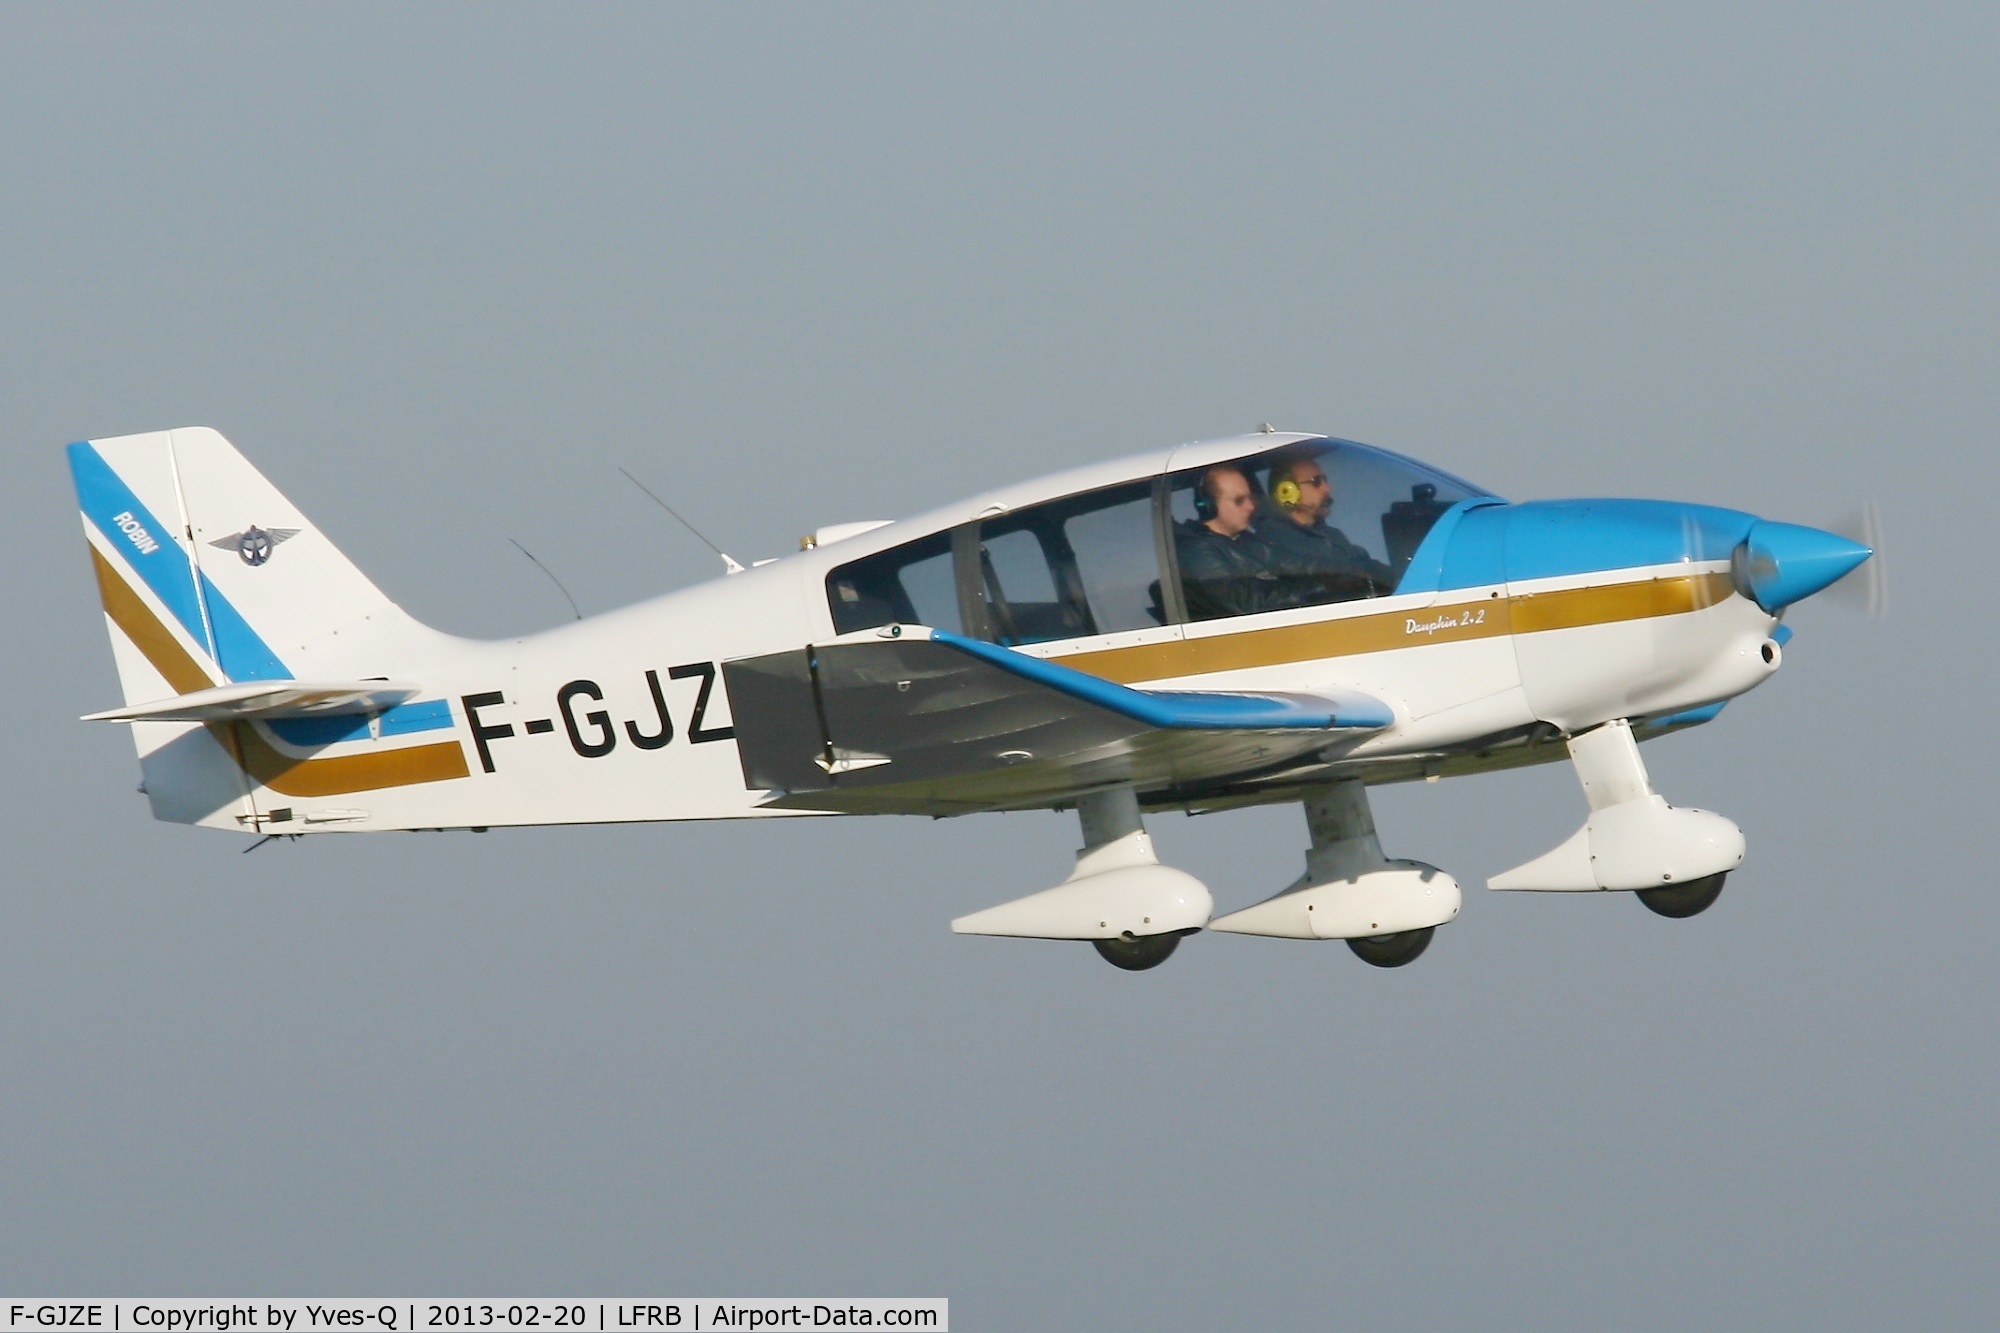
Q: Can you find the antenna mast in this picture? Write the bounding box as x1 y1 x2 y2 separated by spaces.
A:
508 538 584 620
618 467 745 574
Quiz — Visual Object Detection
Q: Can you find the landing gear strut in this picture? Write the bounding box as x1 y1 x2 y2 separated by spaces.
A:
1207 779 1462 965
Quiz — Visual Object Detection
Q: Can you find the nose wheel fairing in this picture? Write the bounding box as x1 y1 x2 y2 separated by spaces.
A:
1489 718 1745 895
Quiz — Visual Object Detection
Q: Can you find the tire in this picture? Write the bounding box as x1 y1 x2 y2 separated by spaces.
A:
1092 932 1183 971
1636 872 1728 919
1346 926 1434 968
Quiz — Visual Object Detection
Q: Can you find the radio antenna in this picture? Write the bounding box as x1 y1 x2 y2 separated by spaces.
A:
508 538 583 620
619 466 746 574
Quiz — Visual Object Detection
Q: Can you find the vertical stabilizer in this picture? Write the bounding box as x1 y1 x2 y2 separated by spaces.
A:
67 427 452 829
69 426 420 696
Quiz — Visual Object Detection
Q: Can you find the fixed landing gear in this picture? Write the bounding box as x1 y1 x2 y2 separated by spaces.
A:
1092 930 1189 971
1636 872 1728 918
951 786 1213 972
1207 779 1462 967
957 781 1464 973
1488 720 1746 902
1346 926 1435 968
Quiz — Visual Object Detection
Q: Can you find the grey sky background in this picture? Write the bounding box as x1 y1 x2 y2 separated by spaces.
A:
1 4 1994 1326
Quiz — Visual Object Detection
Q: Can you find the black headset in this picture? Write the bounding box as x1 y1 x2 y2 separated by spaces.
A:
1192 467 1245 522
1193 476 1219 522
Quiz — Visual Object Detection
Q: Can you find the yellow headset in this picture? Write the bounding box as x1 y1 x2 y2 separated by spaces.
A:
1270 475 1303 509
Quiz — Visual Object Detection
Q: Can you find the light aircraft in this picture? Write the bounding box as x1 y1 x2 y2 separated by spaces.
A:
66 426 1873 971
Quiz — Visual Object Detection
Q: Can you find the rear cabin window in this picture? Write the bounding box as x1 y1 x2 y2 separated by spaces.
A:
826 532 962 635
976 481 1163 645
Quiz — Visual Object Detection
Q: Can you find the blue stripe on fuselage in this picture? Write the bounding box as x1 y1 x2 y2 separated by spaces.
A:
265 698 455 747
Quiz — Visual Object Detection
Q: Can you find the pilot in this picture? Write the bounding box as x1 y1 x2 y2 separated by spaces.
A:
1260 450 1397 603
1175 464 1285 619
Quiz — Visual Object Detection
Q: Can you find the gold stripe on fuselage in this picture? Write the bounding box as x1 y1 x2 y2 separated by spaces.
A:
223 719 470 796
87 545 470 795
1052 571 1735 684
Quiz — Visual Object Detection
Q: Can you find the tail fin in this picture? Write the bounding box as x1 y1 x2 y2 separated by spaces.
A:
68 427 462 829
68 426 418 697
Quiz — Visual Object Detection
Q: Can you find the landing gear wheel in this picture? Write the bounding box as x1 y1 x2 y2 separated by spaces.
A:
1092 932 1183 972
1636 872 1728 919
1346 926 1434 968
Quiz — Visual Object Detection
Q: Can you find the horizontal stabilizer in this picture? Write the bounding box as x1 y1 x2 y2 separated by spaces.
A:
82 679 422 724
929 630 1394 731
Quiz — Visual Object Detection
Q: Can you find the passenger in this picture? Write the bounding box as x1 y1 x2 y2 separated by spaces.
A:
1260 450 1397 603
1175 464 1285 619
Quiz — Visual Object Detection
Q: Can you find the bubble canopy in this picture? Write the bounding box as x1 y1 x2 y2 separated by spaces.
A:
825 438 1498 643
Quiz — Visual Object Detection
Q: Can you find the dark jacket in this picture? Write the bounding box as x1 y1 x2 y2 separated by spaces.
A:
1174 520 1287 620
1259 512 1398 604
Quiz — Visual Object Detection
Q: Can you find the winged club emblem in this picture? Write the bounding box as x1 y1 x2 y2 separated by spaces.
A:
209 525 300 566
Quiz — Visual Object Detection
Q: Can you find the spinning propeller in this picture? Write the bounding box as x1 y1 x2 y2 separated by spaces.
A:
1822 502 1888 617
1726 510 1878 616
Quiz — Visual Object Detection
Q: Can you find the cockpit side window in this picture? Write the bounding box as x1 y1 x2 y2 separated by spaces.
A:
826 531 962 635
1054 481 1162 635
977 524 1078 644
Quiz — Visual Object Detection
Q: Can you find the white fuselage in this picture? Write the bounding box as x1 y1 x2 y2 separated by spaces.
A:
83 428 1783 834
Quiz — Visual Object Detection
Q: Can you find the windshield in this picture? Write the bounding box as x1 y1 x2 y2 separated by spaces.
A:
1167 440 1491 620
1309 439 1491 566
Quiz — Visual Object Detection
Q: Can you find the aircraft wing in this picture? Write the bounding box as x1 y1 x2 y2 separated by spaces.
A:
722 628 1392 816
